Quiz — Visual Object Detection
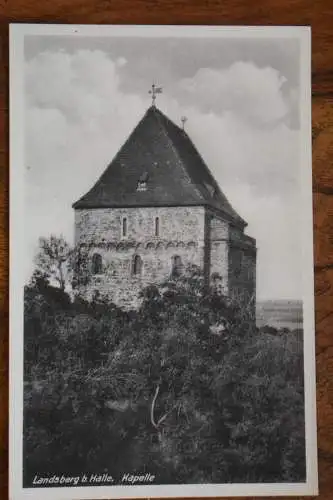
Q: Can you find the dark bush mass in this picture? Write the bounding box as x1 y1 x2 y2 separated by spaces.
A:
23 266 305 486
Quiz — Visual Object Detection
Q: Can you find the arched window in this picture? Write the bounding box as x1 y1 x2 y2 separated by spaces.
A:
132 255 143 276
171 255 183 277
92 253 103 275
155 216 160 237
122 217 127 237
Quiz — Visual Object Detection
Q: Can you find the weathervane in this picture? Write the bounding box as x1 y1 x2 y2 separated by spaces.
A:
149 83 163 106
181 116 188 130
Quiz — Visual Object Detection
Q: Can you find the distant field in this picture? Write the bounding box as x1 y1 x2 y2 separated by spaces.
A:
256 300 303 330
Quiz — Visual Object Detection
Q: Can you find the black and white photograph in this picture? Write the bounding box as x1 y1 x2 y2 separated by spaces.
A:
9 24 317 499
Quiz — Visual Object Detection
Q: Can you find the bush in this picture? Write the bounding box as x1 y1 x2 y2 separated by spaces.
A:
23 267 305 485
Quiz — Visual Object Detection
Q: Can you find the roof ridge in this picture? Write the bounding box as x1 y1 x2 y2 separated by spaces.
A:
157 110 214 201
152 108 204 202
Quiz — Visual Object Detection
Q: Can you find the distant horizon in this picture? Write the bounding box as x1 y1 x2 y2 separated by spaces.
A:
257 298 303 303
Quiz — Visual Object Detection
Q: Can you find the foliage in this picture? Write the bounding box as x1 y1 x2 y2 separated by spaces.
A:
23 265 305 486
34 235 72 290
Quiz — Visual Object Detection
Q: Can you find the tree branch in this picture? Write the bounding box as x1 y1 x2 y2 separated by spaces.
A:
150 383 178 430
150 384 160 429
58 261 65 290
157 402 178 427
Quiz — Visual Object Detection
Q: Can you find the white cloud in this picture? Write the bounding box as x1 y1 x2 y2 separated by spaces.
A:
24 49 302 299
163 96 302 299
177 62 289 126
116 56 127 67
163 106 299 197
25 50 147 279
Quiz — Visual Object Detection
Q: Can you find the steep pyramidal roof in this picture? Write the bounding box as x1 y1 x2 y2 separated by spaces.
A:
73 105 245 227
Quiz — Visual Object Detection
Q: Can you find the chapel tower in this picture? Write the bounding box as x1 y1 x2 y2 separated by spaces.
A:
72 100 256 313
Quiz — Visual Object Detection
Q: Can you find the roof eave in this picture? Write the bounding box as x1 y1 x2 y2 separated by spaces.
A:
205 204 247 229
73 201 206 210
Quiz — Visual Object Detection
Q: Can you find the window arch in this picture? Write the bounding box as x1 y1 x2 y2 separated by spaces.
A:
132 255 143 276
171 255 183 277
155 217 160 237
92 253 103 275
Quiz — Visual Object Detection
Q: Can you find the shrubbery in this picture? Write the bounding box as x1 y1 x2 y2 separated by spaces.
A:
23 266 305 485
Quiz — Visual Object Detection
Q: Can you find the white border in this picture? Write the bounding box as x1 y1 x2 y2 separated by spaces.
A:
9 24 317 500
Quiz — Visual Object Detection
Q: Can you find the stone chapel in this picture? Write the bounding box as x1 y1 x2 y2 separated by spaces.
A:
72 102 256 311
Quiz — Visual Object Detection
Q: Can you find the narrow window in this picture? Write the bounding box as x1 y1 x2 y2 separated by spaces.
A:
92 253 103 275
155 216 160 237
171 255 183 278
122 217 127 237
132 255 143 276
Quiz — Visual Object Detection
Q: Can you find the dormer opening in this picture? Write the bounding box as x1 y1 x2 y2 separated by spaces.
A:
137 171 149 191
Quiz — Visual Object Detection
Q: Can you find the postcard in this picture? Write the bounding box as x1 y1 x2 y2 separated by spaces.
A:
9 23 317 499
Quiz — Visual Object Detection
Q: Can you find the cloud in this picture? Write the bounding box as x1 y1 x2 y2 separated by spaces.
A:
25 49 147 278
183 109 298 196
24 48 302 299
161 93 298 199
175 62 290 127
161 100 302 299
25 50 147 196
116 56 127 67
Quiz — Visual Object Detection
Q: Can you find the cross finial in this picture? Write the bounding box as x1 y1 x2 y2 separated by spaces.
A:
149 83 163 107
181 116 188 130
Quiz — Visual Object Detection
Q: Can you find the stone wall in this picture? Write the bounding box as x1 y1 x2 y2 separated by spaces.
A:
74 205 256 313
228 225 257 317
75 206 206 243
74 206 206 308
207 212 230 294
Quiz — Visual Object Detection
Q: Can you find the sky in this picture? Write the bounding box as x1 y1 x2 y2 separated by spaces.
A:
24 34 303 300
